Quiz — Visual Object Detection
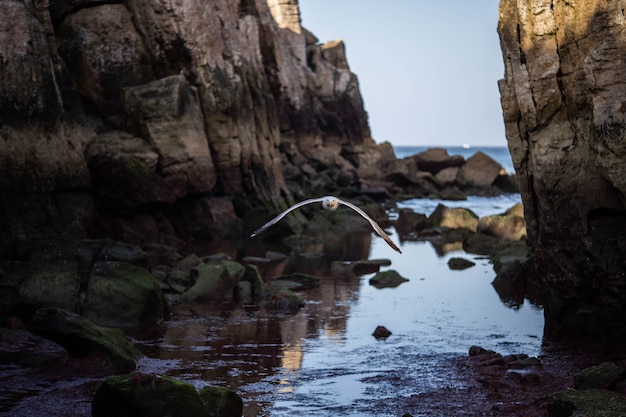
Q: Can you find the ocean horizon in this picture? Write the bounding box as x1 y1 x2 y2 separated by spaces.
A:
392 144 515 175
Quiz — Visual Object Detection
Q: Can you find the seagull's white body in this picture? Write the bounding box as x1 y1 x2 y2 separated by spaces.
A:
251 196 402 254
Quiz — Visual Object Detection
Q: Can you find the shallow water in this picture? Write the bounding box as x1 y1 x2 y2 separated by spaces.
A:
132 219 544 416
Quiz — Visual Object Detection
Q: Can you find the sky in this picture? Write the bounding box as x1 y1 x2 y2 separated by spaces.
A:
298 1 506 147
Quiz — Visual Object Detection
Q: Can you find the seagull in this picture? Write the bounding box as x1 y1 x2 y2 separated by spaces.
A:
251 196 402 254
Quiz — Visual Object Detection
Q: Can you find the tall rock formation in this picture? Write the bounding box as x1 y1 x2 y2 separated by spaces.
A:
0 0 392 253
498 0 626 339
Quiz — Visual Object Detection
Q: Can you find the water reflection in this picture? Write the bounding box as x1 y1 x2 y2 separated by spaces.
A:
134 229 544 416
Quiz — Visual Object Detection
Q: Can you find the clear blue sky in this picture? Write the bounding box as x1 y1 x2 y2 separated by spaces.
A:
298 1 505 147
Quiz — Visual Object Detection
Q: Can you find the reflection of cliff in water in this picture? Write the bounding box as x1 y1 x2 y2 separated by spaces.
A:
133 230 373 412
132 227 545 416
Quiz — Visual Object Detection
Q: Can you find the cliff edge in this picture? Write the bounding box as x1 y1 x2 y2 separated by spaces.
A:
498 0 626 339
0 0 394 251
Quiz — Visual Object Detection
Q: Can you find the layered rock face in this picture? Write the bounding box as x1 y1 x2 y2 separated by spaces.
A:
498 0 626 338
0 0 388 252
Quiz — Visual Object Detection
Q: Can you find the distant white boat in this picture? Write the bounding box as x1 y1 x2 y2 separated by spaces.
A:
462 143 471 149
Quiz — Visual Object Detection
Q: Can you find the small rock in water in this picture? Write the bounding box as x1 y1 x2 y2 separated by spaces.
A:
447 257 476 270
273 272 320 291
372 325 392 340
469 345 497 357
369 270 409 288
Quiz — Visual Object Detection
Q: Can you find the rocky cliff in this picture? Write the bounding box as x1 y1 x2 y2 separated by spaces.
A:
498 0 626 339
0 0 394 253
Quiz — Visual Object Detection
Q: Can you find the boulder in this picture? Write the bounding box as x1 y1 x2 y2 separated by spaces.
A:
435 166 460 185
468 345 498 357
259 287 305 313
456 151 504 188
122 75 216 197
504 203 524 218
548 388 626 417
8 238 174 329
198 386 244 417
182 261 246 302
235 265 268 302
574 363 626 391
437 186 468 201
164 270 193 294
84 261 167 328
27 307 140 373
413 148 465 174
429 204 478 232
92 373 212 417
395 208 432 236
477 203 527 241
19 239 85 312
493 173 518 192
175 254 204 273
507 356 541 369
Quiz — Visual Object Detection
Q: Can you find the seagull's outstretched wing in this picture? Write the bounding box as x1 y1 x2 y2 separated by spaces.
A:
337 199 402 254
250 197 324 237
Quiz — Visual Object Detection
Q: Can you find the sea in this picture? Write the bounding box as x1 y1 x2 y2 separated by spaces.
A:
393 145 515 174
392 145 522 218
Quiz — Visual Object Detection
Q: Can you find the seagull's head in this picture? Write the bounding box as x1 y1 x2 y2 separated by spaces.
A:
322 196 340 211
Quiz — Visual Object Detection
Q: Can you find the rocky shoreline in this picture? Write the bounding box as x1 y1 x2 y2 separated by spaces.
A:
3 0 626 414
1 151 625 415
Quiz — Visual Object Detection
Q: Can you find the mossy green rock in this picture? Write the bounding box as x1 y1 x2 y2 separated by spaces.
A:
183 260 246 302
548 388 626 417
447 257 476 270
236 264 268 301
477 203 527 241
260 287 305 312
199 386 243 417
19 239 85 311
84 261 166 328
92 373 209 417
429 204 478 232
369 270 409 289
28 307 140 372
574 362 626 390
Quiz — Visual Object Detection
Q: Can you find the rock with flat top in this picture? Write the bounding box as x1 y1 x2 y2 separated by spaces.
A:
28 307 141 373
